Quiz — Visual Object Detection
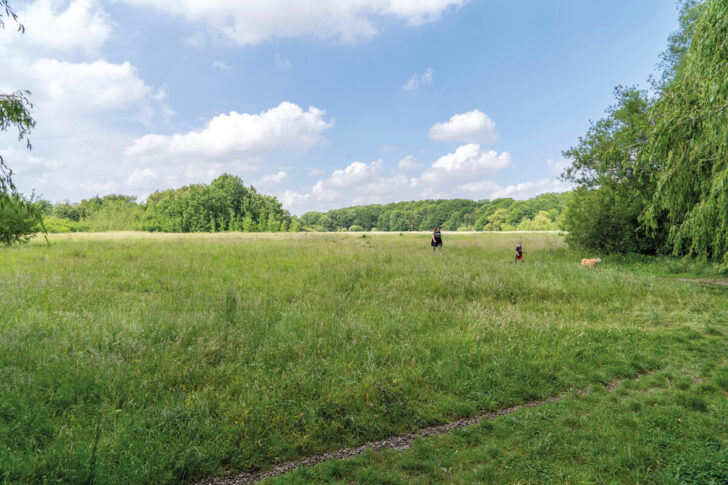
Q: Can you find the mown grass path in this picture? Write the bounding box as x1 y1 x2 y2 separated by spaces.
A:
198 374 653 485
263 358 728 484
1 232 726 484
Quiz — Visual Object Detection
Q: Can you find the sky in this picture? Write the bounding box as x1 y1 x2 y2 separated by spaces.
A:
0 0 679 215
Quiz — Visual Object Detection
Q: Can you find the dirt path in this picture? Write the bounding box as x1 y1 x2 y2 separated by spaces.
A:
196 376 641 485
678 277 728 287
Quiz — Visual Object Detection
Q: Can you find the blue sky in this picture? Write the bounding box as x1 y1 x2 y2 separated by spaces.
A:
0 0 678 214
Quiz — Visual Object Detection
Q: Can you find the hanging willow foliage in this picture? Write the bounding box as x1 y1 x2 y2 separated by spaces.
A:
0 90 35 196
0 0 31 204
645 0 728 264
0 2 46 244
0 91 46 244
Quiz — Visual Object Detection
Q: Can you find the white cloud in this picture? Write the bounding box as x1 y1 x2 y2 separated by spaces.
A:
0 0 111 55
428 109 496 144
0 146 62 174
277 143 574 214
0 0 175 202
0 2 159 125
0 145 63 198
397 155 422 171
256 170 288 189
0 55 165 142
403 67 433 90
79 180 118 194
126 167 158 189
547 158 571 175
125 102 333 161
281 144 515 214
31 59 152 112
212 60 233 70
117 0 468 45
281 159 397 210
421 144 510 184
489 178 572 200
326 160 383 188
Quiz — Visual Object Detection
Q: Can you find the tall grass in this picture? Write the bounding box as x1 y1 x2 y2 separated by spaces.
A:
0 232 725 484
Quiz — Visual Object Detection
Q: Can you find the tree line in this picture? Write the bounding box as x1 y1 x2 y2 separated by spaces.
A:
14 177 570 235
31 174 300 234
560 0 728 266
300 192 570 232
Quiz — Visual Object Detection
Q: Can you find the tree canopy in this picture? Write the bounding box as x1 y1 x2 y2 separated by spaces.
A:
561 0 728 266
560 86 659 253
36 189 570 234
644 0 728 263
299 193 570 232
36 174 299 234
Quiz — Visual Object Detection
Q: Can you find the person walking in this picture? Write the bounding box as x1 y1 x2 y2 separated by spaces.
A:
432 226 443 254
515 240 524 263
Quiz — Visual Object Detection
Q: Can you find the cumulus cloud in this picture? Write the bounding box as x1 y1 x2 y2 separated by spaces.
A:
0 55 166 146
0 0 174 202
125 102 333 161
32 59 152 112
421 144 510 184
0 1 161 126
397 155 422 171
281 159 399 211
403 67 433 90
255 170 288 189
117 0 468 45
278 143 574 214
281 144 515 213
489 178 572 200
0 0 111 55
428 109 496 144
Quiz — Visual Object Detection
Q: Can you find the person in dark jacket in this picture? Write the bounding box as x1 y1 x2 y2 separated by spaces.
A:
432 226 443 253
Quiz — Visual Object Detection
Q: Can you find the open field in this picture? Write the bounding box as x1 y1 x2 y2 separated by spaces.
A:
1 232 727 484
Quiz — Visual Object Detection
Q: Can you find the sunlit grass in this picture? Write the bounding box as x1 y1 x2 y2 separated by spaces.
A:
1 232 726 484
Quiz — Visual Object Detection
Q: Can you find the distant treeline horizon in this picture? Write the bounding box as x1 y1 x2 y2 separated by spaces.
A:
22 174 570 234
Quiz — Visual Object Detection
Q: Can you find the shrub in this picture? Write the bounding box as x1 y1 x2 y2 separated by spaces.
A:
43 216 87 233
0 194 40 245
561 187 652 253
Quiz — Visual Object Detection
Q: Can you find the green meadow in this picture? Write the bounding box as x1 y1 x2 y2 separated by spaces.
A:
1 232 726 484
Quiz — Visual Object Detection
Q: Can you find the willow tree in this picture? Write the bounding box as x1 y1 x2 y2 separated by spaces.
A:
0 0 34 197
0 0 44 244
0 90 34 199
645 0 728 264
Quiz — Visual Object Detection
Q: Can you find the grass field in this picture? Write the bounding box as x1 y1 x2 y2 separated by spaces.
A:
1 232 726 484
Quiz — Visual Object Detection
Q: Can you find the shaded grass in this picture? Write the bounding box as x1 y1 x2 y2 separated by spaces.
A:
0 232 726 484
